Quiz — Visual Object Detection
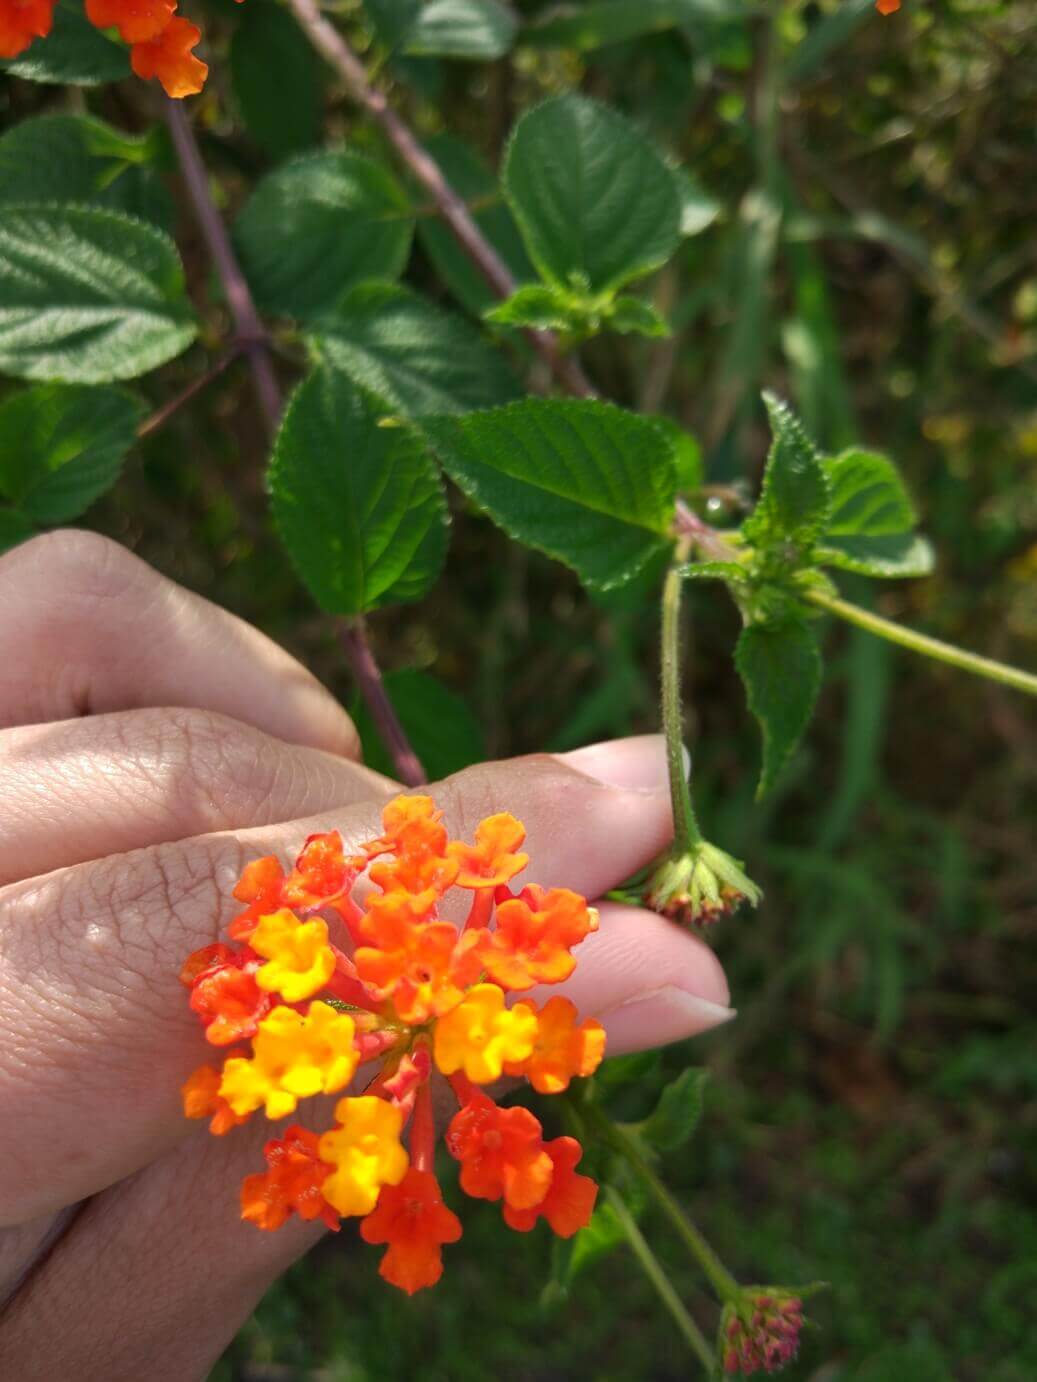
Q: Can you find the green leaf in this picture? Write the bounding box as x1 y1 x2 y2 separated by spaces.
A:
0 115 173 230
422 399 677 591
268 367 448 615
352 669 485 781
640 1068 709 1152
364 0 421 47
736 617 822 797
503 94 682 295
0 508 36 554
231 4 324 161
234 152 413 320
0 383 143 523
677 168 722 237
404 0 517 58
0 205 197 384
824 449 917 537
743 393 830 547
652 416 703 492
817 531 935 579
484 284 576 331
566 1200 627 1283
522 0 711 51
0 0 130 84
786 0 873 83
608 296 670 338
415 134 534 316
310 281 520 418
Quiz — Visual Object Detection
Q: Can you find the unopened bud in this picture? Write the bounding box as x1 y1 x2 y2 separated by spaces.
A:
645 840 762 928
719 1288 804 1375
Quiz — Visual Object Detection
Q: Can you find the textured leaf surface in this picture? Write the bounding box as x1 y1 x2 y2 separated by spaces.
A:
234 152 413 320
736 617 822 797
0 115 172 229
824 449 916 536
743 393 830 546
503 94 682 294
311 282 520 417
353 669 485 781
269 368 448 615
484 284 575 331
640 1068 709 1152
818 532 935 579
231 4 323 160
652 416 703 492
404 0 517 57
0 1 129 84
415 134 533 316
608 296 670 337
423 399 676 590
0 205 197 383
0 383 143 523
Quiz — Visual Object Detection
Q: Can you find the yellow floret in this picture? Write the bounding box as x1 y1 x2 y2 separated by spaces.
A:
318 1096 409 1217
218 1001 358 1119
433 982 538 1084
251 908 336 1002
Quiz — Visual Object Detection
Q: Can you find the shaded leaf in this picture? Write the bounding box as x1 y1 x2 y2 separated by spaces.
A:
404 0 517 58
652 416 703 492
523 0 713 50
268 367 448 615
311 281 520 418
0 0 129 84
422 399 677 590
0 509 36 554
0 115 172 229
231 4 323 161
640 1068 709 1151
234 152 413 320
0 205 197 383
503 94 682 294
736 617 822 797
0 383 143 523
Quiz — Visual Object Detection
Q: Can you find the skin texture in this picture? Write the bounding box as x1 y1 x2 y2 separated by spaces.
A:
0 531 732 1381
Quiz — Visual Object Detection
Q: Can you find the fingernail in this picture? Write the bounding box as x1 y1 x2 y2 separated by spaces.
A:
556 734 689 795
598 986 736 1053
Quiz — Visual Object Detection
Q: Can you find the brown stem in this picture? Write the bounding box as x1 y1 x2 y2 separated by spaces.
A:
282 0 596 401
337 618 427 786
163 96 427 787
136 348 238 439
163 100 282 435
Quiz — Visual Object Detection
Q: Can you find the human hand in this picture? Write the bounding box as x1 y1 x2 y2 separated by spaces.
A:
0 531 732 1380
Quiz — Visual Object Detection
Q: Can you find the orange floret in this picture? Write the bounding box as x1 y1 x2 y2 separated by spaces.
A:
240 1125 340 1232
876 0 900 12
84 0 174 42
360 795 449 862
504 996 606 1094
179 942 236 987
446 1092 552 1210
130 15 207 99
189 955 272 1046
0 0 53 58
447 812 529 889
281 831 356 912
355 916 481 1024
230 855 286 941
360 1168 462 1294
479 886 598 991
181 1061 249 1135
502 1137 597 1237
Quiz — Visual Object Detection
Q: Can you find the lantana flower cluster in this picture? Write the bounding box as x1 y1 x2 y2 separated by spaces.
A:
180 795 606 1293
0 0 214 96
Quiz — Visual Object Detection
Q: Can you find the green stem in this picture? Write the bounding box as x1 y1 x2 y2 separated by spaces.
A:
605 1186 717 1375
583 1101 740 1305
806 588 1037 698
662 539 702 848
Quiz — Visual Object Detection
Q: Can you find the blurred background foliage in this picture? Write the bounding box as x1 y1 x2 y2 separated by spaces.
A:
3 1 1036 1378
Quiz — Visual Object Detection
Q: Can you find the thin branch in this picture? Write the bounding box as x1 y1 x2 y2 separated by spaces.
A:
282 0 596 401
136 348 238 439
163 97 426 785
163 100 282 434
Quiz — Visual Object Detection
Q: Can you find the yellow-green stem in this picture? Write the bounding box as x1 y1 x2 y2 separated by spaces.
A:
662 538 702 847
806 589 1037 698
605 1186 716 1375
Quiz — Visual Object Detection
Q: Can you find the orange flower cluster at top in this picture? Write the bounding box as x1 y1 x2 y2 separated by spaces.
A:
180 795 606 1294
875 0 900 13
0 0 216 96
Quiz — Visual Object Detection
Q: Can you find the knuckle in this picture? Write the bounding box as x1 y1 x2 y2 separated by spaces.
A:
145 707 282 830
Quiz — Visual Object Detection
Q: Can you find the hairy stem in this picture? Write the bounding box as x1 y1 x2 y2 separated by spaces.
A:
337 619 427 786
164 97 427 785
605 1186 717 1374
807 589 1037 698
661 537 701 848
282 0 595 401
